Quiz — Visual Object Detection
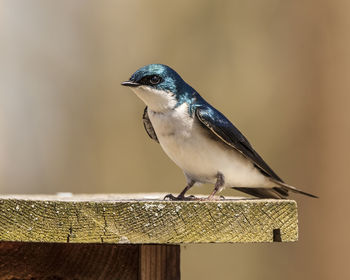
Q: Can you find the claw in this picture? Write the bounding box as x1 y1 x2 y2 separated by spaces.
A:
163 194 199 201
164 194 177 201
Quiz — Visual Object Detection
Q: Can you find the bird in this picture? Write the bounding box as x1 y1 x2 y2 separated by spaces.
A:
121 64 317 200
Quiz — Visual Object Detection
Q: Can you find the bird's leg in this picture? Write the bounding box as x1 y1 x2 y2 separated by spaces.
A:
177 180 196 199
206 172 225 201
164 180 196 201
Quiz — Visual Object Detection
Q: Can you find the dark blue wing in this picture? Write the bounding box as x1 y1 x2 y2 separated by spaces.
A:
142 107 159 143
195 104 283 183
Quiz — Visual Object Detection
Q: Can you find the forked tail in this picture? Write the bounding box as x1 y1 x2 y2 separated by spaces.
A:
270 179 318 198
233 179 318 199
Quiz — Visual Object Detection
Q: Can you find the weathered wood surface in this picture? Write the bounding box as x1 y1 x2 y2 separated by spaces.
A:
0 242 180 280
0 193 298 243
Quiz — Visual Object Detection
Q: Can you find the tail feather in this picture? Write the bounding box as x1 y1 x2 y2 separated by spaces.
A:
233 187 288 199
233 180 318 199
270 179 318 198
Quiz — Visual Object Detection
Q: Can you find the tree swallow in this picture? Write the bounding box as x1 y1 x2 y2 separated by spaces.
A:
122 64 317 200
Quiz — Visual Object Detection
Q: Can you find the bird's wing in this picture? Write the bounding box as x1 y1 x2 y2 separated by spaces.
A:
196 105 318 199
142 106 159 143
195 105 283 182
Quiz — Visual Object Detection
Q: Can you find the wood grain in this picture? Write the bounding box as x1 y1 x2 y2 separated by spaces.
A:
0 242 180 280
0 193 298 243
140 245 180 280
0 242 139 280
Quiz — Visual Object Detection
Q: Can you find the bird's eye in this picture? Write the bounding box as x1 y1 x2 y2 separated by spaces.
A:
149 75 161 85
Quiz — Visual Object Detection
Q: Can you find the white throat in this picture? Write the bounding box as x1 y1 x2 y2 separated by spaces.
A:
131 86 177 113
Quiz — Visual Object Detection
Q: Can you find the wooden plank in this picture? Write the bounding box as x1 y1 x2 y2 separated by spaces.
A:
139 245 180 280
0 242 139 280
0 193 298 243
0 242 180 280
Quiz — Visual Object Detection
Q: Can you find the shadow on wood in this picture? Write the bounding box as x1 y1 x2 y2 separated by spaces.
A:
0 242 180 280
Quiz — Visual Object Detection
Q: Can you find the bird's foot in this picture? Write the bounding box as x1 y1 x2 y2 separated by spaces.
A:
199 195 226 201
163 194 198 201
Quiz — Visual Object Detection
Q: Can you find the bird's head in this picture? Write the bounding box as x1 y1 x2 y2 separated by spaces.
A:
122 64 193 112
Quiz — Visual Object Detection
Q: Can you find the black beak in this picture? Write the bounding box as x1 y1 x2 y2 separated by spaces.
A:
121 81 140 87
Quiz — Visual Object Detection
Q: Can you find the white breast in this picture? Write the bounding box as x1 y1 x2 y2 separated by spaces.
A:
148 103 273 188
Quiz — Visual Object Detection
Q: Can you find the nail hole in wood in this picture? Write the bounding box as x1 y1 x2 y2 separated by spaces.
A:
273 228 281 242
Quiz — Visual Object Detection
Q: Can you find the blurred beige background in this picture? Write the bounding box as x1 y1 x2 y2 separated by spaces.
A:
1 0 349 279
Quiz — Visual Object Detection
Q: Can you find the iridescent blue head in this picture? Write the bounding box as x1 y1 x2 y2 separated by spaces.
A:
122 64 196 112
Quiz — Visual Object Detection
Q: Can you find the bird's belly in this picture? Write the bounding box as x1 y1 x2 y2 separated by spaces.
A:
160 133 271 187
150 109 271 188
158 130 219 183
